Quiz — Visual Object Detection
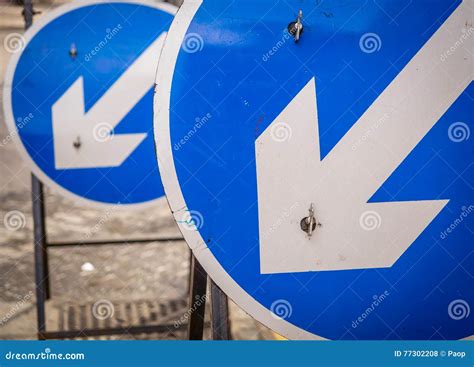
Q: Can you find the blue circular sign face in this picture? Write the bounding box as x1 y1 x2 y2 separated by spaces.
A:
4 1 175 208
155 0 473 339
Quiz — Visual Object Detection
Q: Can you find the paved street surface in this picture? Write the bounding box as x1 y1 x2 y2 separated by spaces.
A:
0 0 276 340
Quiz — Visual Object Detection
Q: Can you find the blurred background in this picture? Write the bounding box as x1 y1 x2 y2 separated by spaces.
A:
0 0 276 340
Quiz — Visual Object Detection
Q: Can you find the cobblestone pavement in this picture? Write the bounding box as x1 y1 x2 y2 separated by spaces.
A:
0 0 276 340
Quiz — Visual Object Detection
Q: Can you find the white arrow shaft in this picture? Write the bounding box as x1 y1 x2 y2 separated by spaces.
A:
327 0 472 198
86 32 166 126
52 33 166 169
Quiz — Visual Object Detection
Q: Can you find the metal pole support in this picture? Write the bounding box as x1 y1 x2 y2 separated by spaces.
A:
23 0 34 29
31 175 49 339
210 279 230 340
187 254 231 340
187 254 207 340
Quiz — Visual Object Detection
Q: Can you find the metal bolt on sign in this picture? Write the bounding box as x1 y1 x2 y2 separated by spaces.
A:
73 136 82 150
288 10 303 43
69 43 78 59
300 203 320 238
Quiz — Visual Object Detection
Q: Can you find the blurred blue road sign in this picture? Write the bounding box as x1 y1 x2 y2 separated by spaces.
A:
154 0 473 339
4 0 176 208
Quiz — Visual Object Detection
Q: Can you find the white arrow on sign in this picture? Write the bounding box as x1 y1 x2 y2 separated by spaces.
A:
256 0 472 274
52 32 166 169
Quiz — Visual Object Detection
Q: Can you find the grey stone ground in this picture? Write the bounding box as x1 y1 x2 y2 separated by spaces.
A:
0 0 276 340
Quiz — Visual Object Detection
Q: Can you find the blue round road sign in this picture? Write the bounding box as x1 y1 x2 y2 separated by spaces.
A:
4 0 176 208
154 0 473 339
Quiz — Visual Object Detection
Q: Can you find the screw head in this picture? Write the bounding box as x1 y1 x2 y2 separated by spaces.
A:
300 216 316 233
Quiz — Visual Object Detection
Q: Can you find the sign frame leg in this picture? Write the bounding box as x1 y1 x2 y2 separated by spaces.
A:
210 280 231 340
32 174 49 339
187 254 207 340
23 0 34 28
187 254 232 340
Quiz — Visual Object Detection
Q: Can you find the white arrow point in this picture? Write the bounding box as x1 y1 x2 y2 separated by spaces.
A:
52 77 147 169
52 33 167 169
256 78 449 273
256 0 471 273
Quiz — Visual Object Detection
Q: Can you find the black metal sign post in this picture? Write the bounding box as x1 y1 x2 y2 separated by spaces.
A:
210 281 230 340
187 256 231 340
187 255 207 340
31 175 48 339
23 0 34 28
23 0 229 341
